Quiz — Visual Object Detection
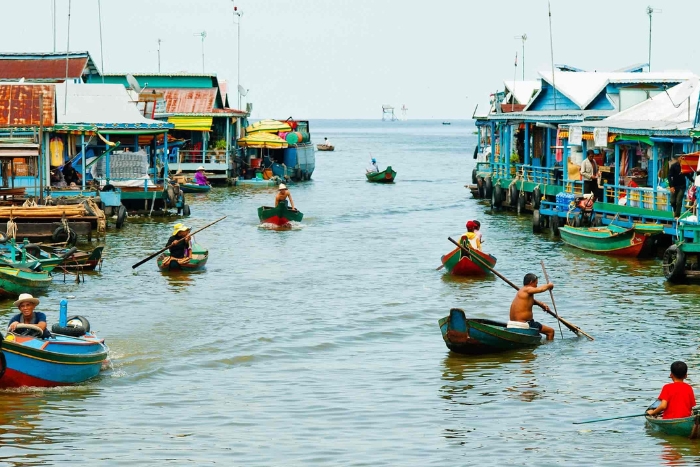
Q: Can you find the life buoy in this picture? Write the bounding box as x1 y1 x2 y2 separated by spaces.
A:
51 324 85 337
116 205 127 229
52 225 77 247
663 244 686 282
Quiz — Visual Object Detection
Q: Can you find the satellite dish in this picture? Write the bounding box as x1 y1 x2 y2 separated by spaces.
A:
237 84 248 97
126 74 143 94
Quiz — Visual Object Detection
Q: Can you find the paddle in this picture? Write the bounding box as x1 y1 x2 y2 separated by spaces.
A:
131 216 227 269
540 260 564 339
447 237 594 340
573 413 647 425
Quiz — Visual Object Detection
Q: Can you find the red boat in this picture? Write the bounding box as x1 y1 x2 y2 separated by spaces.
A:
441 244 497 276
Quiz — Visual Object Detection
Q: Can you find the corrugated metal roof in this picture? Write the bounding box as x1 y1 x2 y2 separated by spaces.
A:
103 72 217 78
155 88 217 114
0 84 55 127
0 57 87 82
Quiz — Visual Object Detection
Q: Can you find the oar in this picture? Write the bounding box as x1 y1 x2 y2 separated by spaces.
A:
573 413 647 425
540 260 564 339
132 216 227 269
447 237 594 340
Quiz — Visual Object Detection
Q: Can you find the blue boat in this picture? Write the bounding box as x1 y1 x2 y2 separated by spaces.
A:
0 300 108 388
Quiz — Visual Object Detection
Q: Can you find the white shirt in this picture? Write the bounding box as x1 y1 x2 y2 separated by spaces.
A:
367 162 379 172
323 139 332 146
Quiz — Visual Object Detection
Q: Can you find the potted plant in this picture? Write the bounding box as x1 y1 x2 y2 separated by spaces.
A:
212 139 227 163
510 152 520 176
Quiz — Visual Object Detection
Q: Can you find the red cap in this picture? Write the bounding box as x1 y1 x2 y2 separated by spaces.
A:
466 220 476 231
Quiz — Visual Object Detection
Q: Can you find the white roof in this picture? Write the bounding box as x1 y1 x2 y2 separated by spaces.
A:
503 81 540 105
535 70 696 110
55 82 164 125
570 77 700 131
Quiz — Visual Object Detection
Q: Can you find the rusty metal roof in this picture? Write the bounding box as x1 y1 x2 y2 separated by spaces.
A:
156 88 217 114
0 52 100 82
0 84 55 127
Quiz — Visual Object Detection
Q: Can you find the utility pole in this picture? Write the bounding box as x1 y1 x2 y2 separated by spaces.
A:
514 34 527 80
194 31 207 73
157 38 162 72
647 6 662 71
232 2 243 110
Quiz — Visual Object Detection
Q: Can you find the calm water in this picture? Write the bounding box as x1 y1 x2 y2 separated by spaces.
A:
1 119 700 465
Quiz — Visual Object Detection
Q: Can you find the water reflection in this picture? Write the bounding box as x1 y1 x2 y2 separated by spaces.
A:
160 270 200 290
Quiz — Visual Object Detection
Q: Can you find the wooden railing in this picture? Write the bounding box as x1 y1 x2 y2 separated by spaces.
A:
175 150 227 165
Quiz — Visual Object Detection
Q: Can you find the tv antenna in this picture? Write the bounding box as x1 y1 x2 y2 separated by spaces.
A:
647 6 662 71
194 31 207 73
513 33 527 80
237 84 248 97
126 74 143 94
157 38 163 72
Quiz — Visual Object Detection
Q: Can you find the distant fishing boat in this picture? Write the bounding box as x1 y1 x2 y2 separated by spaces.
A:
365 166 396 183
180 183 211 194
316 144 334 152
442 122 451 125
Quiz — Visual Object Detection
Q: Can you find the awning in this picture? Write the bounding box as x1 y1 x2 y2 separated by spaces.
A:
237 133 288 149
167 116 213 131
246 119 291 134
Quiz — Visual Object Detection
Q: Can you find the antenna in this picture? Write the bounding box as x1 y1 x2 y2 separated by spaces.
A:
232 1 244 110
157 39 163 72
548 2 557 111
194 31 207 73
98 0 105 82
237 84 248 97
64 0 72 115
513 34 527 80
126 74 143 94
647 6 662 71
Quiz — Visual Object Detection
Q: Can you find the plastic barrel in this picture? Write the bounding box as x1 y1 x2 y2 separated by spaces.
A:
299 132 309 143
285 132 299 145
295 131 304 143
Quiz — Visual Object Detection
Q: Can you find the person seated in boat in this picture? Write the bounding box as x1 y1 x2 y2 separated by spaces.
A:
460 221 482 250
322 137 332 148
646 361 696 420
194 166 210 186
473 220 484 245
275 183 296 210
367 158 380 173
7 293 50 338
62 161 81 186
167 223 192 260
508 273 555 341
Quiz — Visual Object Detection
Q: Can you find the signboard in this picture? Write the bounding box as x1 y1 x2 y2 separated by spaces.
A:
593 127 608 147
569 126 582 145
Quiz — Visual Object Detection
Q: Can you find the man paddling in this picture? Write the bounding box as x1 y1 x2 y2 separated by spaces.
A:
646 361 696 419
275 183 296 210
508 273 555 340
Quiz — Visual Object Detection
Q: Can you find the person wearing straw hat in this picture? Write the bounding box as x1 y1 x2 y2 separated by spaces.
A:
7 293 50 338
166 223 192 260
194 166 210 186
275 183 296 210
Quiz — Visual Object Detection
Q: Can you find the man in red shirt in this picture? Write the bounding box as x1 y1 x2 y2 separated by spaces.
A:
646 361 696 419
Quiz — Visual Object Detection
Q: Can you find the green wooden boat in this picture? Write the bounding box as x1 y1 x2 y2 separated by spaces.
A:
157 244 209 271
366 166 396 183
438 308 541 355
257 200 304 227
181 183 211 194
0 266 52 297
558 224 646 257
646 414 700 437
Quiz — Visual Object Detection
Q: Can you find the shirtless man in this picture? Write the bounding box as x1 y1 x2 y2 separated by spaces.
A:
275 183 296 209
508 273 555 341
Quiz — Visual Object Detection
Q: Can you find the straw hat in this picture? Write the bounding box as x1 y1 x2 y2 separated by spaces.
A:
14 293 39 307
196 166 205 171
172 223 191 235
278 183 287 191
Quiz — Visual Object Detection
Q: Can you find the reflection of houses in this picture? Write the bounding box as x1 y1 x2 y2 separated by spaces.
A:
102 73 248 182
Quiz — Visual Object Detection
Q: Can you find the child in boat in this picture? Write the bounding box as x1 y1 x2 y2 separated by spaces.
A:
646 361 696 419
473 220 484 245
461 221 482 251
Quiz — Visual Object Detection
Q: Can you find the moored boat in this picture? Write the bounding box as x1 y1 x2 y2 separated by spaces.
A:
438 308 541 355
0 266 52 297
180 183 212 193
316 144 334 151
441 244 497 275
646 414 700 438
0 243 104 272
257 200 304 227
157 244 209 271
365 166 397 183
558 224 647 257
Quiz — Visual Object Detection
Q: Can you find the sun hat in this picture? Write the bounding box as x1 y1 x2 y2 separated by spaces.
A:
278 183 287 190
14 293 39 307
196 166 205 171
172 223 191 235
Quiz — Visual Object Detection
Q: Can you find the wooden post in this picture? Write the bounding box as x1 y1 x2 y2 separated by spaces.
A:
524 123 530 166
614 143 620 201
38 92 44 202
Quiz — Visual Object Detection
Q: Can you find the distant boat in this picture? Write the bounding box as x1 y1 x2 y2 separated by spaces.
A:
316 144 334 152
442 122 451 125
365 166 397 183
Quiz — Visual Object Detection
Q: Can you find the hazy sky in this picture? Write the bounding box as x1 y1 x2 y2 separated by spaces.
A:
2 0 700 119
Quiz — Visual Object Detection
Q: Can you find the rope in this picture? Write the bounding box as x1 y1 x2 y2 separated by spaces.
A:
44 194 53 206
22 199 37 207
6 218 17 240
84 198 106 234
566 201 576 226
61 217 70 247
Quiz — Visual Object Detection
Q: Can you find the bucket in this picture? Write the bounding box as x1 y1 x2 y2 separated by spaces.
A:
262 168 272 180
285 132 299 145
250 158 262 168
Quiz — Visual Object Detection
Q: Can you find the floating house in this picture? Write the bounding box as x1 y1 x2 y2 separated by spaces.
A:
0 51 102 83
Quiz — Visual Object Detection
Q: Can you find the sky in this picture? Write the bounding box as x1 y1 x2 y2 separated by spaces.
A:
2 0 700 119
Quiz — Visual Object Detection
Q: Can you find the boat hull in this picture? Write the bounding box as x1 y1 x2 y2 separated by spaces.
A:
316 145 334 151
366 166 397 183
646 415 700 438
258 202 304 226
157 244 208 271
441 245 497 276
558 225 646 257
0 266 52 297
180 184 211 193
439 309 541 355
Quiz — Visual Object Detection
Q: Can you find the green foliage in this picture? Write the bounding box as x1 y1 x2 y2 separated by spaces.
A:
214 139 227 150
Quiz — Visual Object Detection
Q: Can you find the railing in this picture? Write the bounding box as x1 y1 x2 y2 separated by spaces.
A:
517 164 558 185
562 180 584 196
603 184 672 211
175 150 228 165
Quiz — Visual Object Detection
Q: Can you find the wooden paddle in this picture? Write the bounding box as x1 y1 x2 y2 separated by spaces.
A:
131 216 227 269
540 260 564 339
447 237 594 340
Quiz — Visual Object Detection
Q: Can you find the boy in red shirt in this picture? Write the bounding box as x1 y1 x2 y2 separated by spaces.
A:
646 361 696 419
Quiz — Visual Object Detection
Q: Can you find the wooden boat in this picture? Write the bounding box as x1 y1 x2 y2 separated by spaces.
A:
441 242 496 276
365 166 397 183
180 183 212 193
0 305 108 388
0 266 51 297
646 414 700 438
558 224 646 257
257 200 304 227
316 144 334 151
438 308 541 355
0 242 102 272
157 244 208 271
45 246 104 271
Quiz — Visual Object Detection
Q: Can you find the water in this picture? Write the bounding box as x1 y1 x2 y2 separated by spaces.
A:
1 119 700 465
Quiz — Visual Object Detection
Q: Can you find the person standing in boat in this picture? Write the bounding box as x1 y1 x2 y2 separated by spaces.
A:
668 155 692 219
275 183 296 210
461 221 482 250
194 166 210 186
508 273 555 341
646 361 696 419
167 223 193 260
7 293 50 338
580 150 599 200
367 158 380 173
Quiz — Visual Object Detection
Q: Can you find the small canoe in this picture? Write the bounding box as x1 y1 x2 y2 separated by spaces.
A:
257 200 304 227
0 266 51 297
181 183 211 193
366 166 396 183
2 244 104 272
441 243 496 276
157 244 208 271
317 144 334 151
438 308 541 355
558 224 646 257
